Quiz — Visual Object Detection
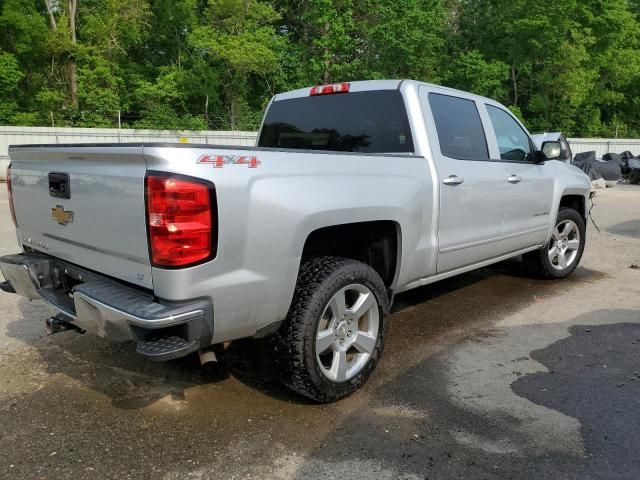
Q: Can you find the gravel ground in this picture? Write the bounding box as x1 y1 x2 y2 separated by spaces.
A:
0 185 638 480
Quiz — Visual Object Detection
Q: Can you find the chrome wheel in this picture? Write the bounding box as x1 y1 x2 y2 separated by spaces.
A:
315 284 379 382
548 220 581 271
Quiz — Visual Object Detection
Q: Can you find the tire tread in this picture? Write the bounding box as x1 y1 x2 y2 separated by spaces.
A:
271 256 388 403
524 207 586 279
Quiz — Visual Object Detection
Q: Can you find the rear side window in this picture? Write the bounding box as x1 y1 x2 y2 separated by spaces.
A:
258 90 414 153
428 93 489 160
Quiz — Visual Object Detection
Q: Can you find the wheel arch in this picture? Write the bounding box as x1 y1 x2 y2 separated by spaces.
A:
559 193 587 221
543 186 589 245
299 220 402 298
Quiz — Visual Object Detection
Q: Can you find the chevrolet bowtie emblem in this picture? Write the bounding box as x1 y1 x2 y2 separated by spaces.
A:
51 205 74 225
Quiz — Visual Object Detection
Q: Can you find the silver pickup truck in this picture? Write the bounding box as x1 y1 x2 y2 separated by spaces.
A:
1 80 590 402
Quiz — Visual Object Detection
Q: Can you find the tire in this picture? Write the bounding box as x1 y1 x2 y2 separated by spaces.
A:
524 207 586 279
272 256 389 403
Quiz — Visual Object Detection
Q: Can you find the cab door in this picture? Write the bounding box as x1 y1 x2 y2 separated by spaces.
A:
420 87 508 273
482 104 555 251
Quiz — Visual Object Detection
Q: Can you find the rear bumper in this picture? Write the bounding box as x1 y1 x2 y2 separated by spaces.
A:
0 253 213 361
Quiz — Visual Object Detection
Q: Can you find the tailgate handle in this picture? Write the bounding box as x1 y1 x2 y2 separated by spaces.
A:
49 172 71 199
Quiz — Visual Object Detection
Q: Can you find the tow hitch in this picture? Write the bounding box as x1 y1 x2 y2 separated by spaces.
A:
45 313 85 336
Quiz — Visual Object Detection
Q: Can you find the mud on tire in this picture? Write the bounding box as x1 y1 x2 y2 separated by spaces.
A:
271 256 389 403
524 207 586 279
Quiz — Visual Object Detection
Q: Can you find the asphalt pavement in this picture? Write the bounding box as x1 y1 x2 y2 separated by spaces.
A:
0 185 639 480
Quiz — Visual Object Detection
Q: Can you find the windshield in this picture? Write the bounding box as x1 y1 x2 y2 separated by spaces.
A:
258 90 414 153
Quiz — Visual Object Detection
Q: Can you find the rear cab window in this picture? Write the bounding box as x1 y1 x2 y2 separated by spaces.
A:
258 90 414 153
428 93 489 160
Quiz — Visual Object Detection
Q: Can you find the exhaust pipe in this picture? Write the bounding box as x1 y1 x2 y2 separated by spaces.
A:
199 348 218 366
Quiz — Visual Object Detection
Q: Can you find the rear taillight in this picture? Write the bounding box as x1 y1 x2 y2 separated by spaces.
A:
145 173 216 268
6 164 17 227
310 82 350 96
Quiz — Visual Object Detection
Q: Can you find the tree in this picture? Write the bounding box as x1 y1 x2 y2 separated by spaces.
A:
573 0 640 136
0 0 49 123
455 0 599 133
0 0 639 135
188 0 281 129
0 51 23 122
41 0 78 108
443 51 509 100
355 0 446 81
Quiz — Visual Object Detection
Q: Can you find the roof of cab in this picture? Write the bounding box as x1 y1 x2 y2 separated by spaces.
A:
271 79 503 108
272 79 403 101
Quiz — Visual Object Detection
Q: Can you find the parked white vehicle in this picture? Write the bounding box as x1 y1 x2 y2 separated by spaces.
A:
531 132 573 163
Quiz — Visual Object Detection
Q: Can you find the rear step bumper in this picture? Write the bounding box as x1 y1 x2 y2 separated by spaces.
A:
0 253 213 361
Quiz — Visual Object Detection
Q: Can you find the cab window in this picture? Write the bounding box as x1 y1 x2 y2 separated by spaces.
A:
486 105 533 162
428 93 489 160
259 90 414 153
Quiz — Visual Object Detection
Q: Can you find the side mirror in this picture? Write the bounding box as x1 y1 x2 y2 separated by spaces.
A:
541 141 562 161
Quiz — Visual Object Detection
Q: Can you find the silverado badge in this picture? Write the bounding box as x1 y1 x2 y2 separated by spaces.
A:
51 205 74 225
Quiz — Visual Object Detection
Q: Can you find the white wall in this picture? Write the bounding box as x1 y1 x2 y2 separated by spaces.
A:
568 138 640 158
0 126 258 179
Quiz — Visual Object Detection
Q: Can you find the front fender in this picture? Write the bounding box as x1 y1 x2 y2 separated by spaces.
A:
544 163 591 244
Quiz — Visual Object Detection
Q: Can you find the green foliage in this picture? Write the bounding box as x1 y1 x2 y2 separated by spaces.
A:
0 0 639 135
0 51 23 123
356 0 446 80
443 51 509 100
131 66 207 129
188 0 282 129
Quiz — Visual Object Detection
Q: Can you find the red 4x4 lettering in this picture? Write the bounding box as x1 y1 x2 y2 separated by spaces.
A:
197 154 261 168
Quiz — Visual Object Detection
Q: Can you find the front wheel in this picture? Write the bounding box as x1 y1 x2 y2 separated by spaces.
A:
272 257 389 403
524 207 586 279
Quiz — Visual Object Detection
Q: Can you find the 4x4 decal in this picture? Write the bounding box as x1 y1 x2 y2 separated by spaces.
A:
197 154 261 168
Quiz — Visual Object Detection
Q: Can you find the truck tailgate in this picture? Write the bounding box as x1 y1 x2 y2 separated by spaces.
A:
8 145 152 289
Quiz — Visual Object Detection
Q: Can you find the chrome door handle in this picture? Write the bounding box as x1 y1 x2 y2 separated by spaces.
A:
443 175 464 186
507 175 522 184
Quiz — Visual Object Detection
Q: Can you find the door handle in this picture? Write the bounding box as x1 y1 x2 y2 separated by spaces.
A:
49 172 71 199
443 175 464 186
507 175 522 184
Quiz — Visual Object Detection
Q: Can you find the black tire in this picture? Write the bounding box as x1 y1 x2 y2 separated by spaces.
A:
524 207 586 279
271 256 389 403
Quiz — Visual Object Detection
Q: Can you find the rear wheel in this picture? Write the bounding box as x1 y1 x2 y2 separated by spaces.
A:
272 256 389 403
524 207 586 279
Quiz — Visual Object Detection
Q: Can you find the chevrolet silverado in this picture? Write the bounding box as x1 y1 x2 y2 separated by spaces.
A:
0 80 591 402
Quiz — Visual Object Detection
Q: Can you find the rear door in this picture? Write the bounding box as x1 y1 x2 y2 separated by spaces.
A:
420 88 508 273
483 104 555 250
8 145 152 289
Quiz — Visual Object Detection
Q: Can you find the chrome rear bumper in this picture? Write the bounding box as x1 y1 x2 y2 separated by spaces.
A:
0 253 213 360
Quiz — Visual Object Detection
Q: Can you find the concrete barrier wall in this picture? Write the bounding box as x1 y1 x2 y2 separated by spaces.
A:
0 126 258 179
568 138 640 158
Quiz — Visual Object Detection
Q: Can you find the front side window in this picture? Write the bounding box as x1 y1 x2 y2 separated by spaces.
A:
428 93 489 160
486 105 533 162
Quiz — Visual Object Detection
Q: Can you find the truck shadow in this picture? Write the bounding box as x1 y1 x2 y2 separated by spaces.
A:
289 309 640 479
4 260 604 411
392 258 604 314
512 320 640 480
